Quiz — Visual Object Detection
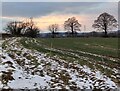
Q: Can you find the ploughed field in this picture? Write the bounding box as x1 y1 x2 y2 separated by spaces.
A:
0 37 120 90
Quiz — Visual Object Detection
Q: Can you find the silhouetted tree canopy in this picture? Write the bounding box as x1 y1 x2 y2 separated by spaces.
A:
5 18 40 38
5 21 27 36
64 17 81 37
24 18 40 38
48 24 59 38
92 12 118 37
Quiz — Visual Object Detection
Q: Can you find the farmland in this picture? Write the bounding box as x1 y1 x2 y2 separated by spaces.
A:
20 37 120 82
0 37 120 90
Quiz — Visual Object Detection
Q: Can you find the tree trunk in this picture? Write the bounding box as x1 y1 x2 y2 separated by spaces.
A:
104 30 108 37
104 24 108 37
71 25 74 37
52 31 55 38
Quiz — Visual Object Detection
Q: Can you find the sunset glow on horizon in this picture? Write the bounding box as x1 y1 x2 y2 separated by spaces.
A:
2 14 95 32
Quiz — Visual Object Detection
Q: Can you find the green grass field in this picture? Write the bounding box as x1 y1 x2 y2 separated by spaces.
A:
20 37 120 84
21 37 119 56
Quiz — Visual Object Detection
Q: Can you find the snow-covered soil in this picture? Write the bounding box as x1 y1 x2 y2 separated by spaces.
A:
0 38 118 90
0 40 3 55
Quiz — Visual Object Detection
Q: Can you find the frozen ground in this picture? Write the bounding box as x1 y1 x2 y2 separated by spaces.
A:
0 38 118 90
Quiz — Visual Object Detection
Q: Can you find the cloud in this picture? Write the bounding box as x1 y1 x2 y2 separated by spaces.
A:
2 2 118 18
3 2 86 17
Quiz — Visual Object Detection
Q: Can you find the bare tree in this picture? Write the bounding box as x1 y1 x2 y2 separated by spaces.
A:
5 18 40 38
92 12 118 37
64 17 81 37
24 18 40 38
5 21 26 36
48 24 59 38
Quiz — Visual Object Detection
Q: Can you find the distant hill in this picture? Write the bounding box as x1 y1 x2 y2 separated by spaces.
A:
1 30 119 38
38 30 120 38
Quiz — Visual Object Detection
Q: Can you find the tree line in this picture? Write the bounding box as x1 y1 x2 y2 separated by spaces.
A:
4 12 118 38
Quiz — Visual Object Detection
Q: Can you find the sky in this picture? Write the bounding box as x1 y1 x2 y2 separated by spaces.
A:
1 1 119 33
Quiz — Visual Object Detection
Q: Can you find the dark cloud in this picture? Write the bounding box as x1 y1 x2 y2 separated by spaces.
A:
2 2 106 17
